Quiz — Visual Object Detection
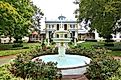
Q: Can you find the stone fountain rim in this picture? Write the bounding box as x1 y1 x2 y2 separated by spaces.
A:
58 64 88 70
32 54 91 69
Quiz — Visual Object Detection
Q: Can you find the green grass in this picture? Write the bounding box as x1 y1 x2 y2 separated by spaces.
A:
0 43 41 56
109 51 121 56
78 42 103 49
77 42 121 57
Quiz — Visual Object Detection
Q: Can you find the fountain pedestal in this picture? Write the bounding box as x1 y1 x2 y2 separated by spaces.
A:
58 44 65 57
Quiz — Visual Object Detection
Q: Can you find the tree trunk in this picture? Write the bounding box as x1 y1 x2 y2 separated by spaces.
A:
9 36 12 43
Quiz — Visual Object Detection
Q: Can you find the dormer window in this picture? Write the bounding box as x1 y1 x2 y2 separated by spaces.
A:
58 15 66 20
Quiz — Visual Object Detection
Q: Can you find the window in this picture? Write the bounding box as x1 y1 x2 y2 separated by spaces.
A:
52 25 54 28
49 25 51 28
57 24 59 30
120 36 121 38
57 34 59 38
65 34 67 38
114 36 116 38
70 25 72 28
64 24 67 30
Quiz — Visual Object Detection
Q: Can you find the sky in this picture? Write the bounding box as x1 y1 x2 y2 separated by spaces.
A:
32 0 77 19
32 0 78 29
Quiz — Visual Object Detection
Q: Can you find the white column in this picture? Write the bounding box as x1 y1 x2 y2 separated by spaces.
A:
94 29 100 41
116 33 120 42
75 31 78 38
46 31 49 39
74 38 77 46
74 31 77 46
46 31 50 46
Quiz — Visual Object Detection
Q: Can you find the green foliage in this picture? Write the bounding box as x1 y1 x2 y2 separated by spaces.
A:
86 57 120 80
107 64 121 80
109 51 121 57
0 64 18 80
0 1 20 37
0 43 41 56
67 44 121 80
9 52 58 80
0 0 43 42
79 0 121 40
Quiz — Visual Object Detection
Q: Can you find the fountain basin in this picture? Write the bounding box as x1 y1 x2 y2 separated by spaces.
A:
32 54 91 75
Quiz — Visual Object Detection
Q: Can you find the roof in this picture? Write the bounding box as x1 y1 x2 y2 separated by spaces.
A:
58 15 66 20
45 15 78 23
45 21 77 23
32 31 38 35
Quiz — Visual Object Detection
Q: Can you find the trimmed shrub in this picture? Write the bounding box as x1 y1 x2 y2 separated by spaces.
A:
12 43 23 48
85 39 97 42
86 54 120 80
9 53 59 80
104 43 114 47
105 40 114 42
0 64 18 80
0 44 13 50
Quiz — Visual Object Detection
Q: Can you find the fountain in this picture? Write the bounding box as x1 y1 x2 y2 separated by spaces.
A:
32 19 91 77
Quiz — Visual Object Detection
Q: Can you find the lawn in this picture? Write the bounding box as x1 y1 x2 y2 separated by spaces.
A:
0 43 41 56
79 42 100 49
78 42 121 57
109 51 121 56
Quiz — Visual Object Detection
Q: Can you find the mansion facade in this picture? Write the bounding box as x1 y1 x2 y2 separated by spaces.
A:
40 15 97 44
39 15 121 45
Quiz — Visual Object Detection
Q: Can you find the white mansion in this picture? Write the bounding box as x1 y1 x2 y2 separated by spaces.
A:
39 15 121 45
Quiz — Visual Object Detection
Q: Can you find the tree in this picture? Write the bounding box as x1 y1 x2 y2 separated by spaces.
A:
6 0 35 42
78 0 121 40
0 0 43 43
32 6 44 33
0 1 20 42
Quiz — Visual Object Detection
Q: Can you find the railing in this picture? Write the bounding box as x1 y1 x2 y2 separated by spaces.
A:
53 38 71 42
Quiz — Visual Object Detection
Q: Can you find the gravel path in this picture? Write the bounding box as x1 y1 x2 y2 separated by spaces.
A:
0 55 16 65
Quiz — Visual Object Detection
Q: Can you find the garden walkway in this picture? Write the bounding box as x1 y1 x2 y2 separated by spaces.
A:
0 55 16 65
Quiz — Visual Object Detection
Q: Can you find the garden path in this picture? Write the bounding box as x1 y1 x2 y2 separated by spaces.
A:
0 55 16 65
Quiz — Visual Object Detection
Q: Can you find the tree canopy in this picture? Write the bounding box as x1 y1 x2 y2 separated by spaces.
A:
0 0 43 42
79 0 121 39
0 1 20 36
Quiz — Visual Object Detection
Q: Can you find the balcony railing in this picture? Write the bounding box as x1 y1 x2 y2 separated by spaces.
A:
52 38 71 42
